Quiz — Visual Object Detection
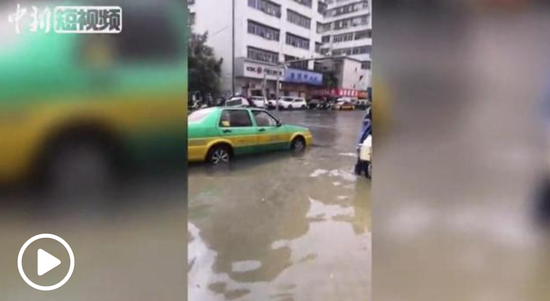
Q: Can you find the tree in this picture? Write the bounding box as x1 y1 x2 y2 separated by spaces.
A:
188 31 223 98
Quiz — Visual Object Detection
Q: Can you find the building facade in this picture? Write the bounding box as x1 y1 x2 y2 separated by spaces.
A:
319 0 371 90
189 0 371 99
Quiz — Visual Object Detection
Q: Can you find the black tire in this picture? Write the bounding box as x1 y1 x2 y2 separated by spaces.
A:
301 105 306 110
287 105 292 111
354 161 363 175
207 144 232 165
535 176 550 226
41 137 116 197
290 136 306 153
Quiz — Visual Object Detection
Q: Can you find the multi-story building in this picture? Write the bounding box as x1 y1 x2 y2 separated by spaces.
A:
189 0 371 99
318 0 371 90
189 0 326 98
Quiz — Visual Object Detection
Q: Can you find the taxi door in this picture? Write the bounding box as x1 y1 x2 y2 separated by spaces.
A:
252 110 289 152
217 109 259 155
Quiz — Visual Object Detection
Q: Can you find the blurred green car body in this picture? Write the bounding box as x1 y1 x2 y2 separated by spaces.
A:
0 1 187 190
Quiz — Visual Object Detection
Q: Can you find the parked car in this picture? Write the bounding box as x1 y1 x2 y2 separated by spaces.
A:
333 101 356 110
317 99 333 110
249 96 268 108
225 97 253 107
188 107 313 164
267 99 277 110
278 97 307 110
307 99 321 109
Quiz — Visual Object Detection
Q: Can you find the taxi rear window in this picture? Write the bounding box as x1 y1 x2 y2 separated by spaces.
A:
189 108 215 122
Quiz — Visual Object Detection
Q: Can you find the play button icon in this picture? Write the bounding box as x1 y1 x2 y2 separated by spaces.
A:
37 249 62 276
18 234 75 291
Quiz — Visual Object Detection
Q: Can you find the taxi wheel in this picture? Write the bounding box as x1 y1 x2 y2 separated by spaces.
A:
207 144 232 165
290 137 306 152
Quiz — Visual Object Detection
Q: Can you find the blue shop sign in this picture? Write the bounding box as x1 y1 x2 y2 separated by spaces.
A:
284 68 323 86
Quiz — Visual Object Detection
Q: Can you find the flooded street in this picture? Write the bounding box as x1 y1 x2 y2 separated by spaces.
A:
188 110 371 301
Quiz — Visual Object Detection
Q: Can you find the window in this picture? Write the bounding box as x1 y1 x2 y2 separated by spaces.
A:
291 0 312 8
333 32 354 43
189 12 195 26
248 20 280 41
220 110 253 127
248 0 281 18
189 108 215 123
333 14 370 30
285 55 308 70
353 45 371 54
287 10 311 29
325 1 368 17
334 19 349 30
318 1 327 14
315 42 321 54
361 61 371 70
314 61 322 71
321 35 330 43
247 46 279 64
286 33 310 50
332 47 351 56
253 111 278 127
354 29 371 40
333 45 371 56
317 22 331 33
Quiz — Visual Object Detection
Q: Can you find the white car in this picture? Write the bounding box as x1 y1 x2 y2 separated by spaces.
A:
277 97 307 110
267 99 277 109
249 96 267 108
225 97 252 107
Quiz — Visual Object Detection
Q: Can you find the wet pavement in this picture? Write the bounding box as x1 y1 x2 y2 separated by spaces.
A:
188 110 371 301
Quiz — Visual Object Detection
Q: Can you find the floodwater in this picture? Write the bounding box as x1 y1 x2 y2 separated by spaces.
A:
188 110 371 301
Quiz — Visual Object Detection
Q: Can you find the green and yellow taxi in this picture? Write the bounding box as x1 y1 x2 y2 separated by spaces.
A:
0 1 187 191
188 107 313 164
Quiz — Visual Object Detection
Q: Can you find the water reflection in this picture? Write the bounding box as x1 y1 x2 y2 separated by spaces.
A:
188 111 371 300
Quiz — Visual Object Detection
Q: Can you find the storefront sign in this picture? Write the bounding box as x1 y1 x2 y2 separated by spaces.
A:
311 88 367 98
283 68 323 86
237 59 282 81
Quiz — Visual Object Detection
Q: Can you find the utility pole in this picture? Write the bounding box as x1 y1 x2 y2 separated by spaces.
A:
275 64 283 110
231 0 235 95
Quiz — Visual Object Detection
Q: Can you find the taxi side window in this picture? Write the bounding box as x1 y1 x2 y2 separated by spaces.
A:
220 110 253 127
253 111 278 127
